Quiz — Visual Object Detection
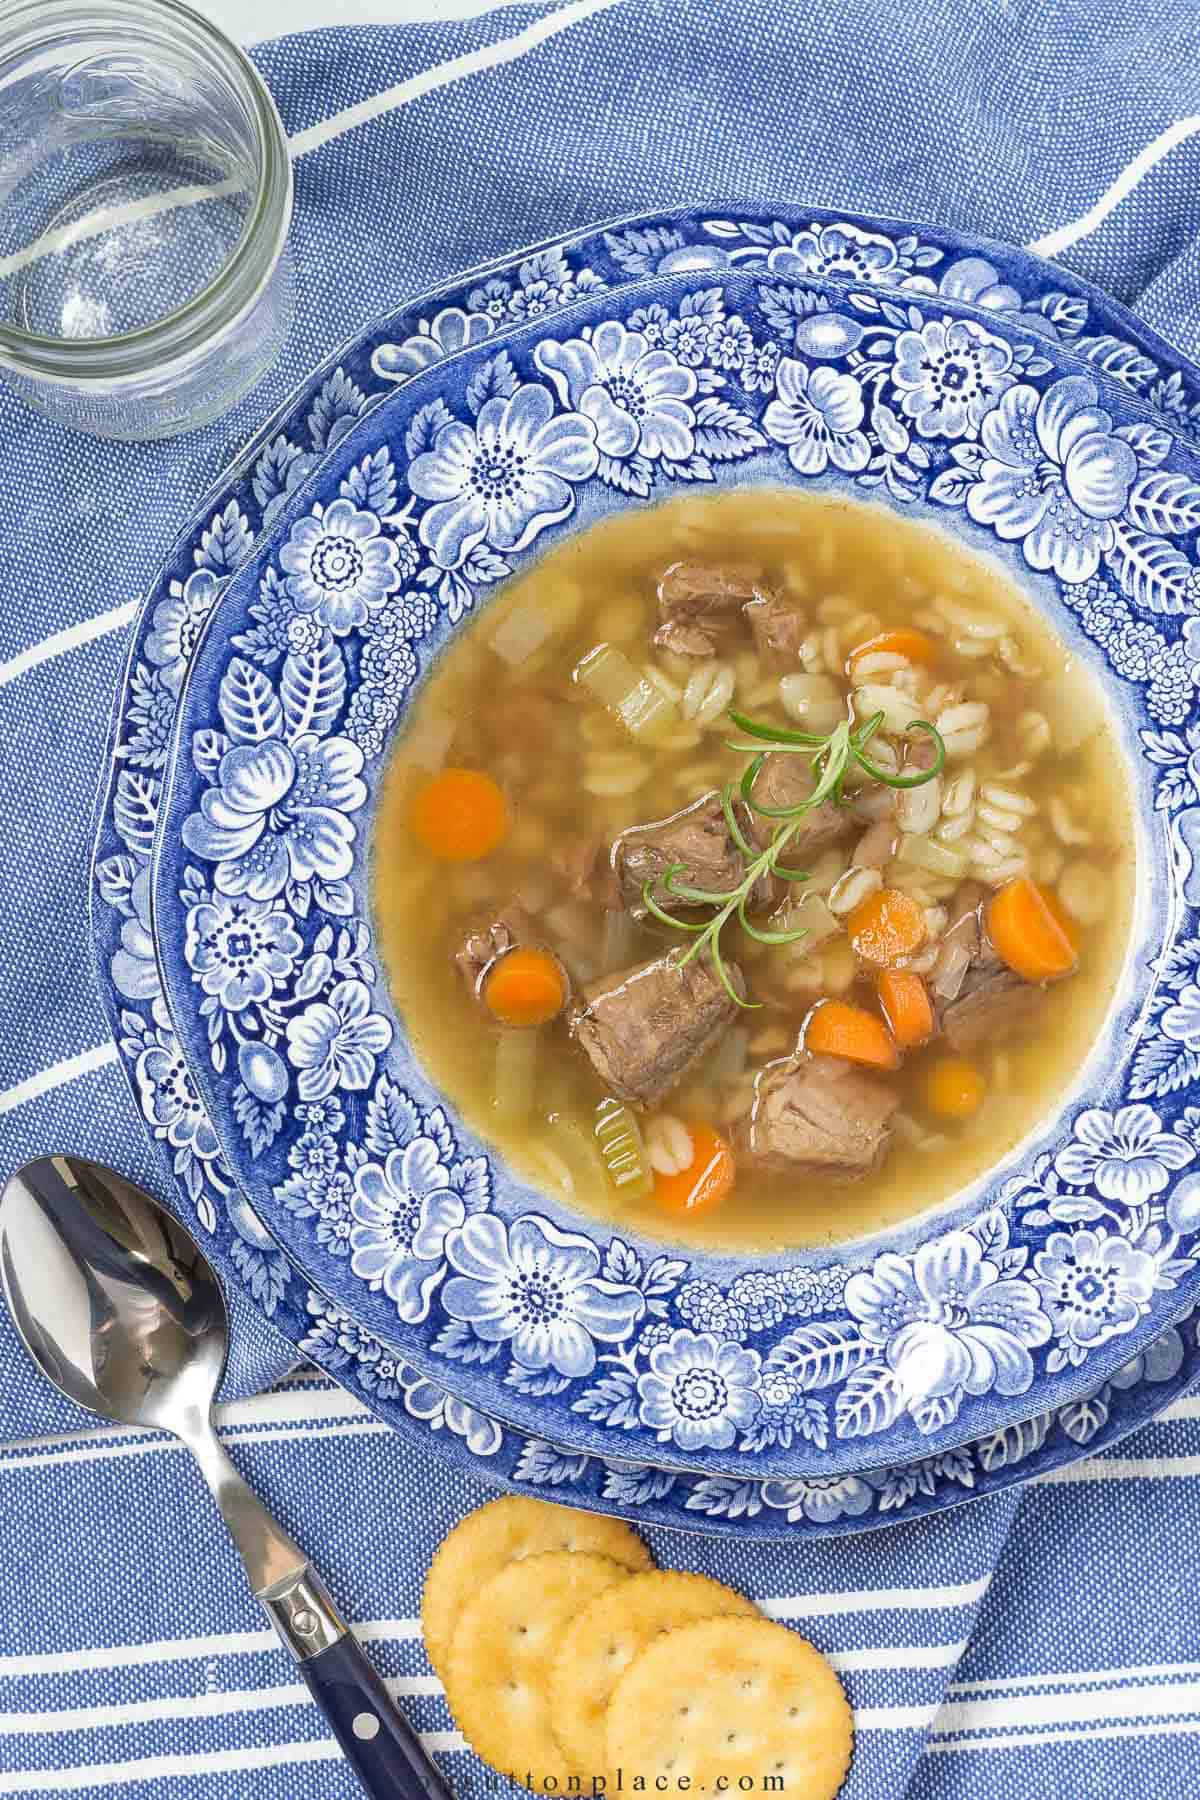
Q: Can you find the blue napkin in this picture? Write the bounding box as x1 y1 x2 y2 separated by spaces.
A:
4 2 1200 1794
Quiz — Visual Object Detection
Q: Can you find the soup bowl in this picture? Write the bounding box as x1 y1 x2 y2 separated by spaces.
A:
152 254 1200 1480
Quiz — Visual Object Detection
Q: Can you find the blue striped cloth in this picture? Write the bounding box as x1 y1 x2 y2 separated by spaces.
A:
4 1 1200 1792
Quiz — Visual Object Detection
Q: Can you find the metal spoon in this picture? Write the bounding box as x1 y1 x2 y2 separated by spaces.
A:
0 1155 453 1800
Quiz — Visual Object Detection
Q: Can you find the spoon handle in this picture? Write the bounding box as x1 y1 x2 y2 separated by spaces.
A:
261 1564 454 1800
299 1630 455 1800
192 1429 452 1800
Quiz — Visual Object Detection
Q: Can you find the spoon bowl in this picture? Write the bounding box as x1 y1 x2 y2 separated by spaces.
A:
0 1156 225 1433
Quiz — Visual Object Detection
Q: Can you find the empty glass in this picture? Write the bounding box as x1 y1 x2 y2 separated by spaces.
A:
0 0 293 439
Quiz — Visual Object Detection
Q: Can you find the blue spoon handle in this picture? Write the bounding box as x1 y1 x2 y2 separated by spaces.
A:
298 1632 455 1800
259 1564 453 1800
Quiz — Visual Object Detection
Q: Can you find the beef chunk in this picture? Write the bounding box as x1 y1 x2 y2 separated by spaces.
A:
571 952 745 1106
747 754 852 856
739 1052 899 1179
613 791 775 916
653 561 760 657
941 966 1041 1053
744 591 806 666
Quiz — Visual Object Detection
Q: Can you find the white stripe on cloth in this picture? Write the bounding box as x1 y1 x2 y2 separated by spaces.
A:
0 1415 389 1474
3 1379 373 1458
0 1620 416 1682
950 1657 1200 1699
20 1652 1200 1770
1028 115 1200 256
0 1703 954 1791
0 1674 441 1737
762 1577 991 1621
926 1714 1200 1756
0 1044 118 1117
930 1671 1200 1746
1160 1393 1200 1421
288 0 623 157
0 1738 347 1795
0 600 136 689
0 190 237 282
0 1645 965 1737
1041 1450 1200 1485
0 1587 983 1680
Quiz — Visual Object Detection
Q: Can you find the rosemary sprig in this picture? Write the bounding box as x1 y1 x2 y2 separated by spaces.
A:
643 710 945 1008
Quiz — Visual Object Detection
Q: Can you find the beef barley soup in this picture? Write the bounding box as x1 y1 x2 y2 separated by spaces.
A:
373 488 1136 1252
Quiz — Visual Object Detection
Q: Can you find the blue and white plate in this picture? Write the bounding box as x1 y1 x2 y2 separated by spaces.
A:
91 203 1200 1529
141 240 1200 1484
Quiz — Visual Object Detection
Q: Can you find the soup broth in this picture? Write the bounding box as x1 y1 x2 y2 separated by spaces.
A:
373 488 1135 1252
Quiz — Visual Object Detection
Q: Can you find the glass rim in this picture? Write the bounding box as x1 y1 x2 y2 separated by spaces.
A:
0 0 293 382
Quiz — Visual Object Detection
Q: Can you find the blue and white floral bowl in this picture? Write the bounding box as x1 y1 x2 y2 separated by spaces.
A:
143 245 1200 1485
89 205 1200 1525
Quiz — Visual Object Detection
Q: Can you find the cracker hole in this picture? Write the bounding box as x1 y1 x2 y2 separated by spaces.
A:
788 1706 800 1718
726 1733 738 1747
679 1705 690 1718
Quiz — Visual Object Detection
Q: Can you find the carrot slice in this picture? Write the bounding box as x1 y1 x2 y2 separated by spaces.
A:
653 1123 736 1217
923 1055 986 1120
987 876 1078 982
410 768 508 862
804 999 900 1070
847 628 938 680
877 968 934 1049
482 947 567 1028
846 887 927 966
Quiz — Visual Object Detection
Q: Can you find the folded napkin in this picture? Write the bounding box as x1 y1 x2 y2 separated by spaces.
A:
4 1 1200 1794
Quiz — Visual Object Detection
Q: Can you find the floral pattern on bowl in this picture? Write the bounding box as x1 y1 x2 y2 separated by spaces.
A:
291 1284 1196 1534
144 253 1200 1481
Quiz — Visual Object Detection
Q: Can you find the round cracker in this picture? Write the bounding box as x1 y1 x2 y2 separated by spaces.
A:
445 1549 632 1788
422 1496 651 1678
550 1570 759 1772
606 1615 853 1799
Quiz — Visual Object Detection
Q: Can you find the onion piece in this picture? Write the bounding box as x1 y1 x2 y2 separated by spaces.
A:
547 1109 606 1194
493 1029 538 1121
931 939 970 1001
575 642 676 739
490 602 552 665
402 712 455 772
774 891 841 952
896 832 967 878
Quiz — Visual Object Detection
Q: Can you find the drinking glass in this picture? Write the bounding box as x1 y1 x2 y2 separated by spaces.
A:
0 0 293 439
